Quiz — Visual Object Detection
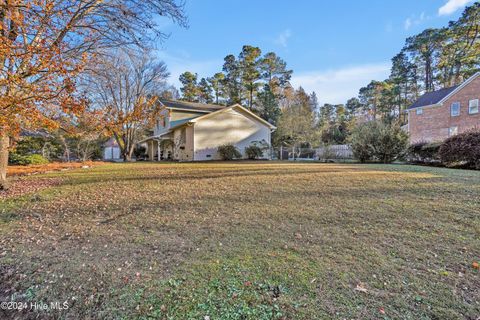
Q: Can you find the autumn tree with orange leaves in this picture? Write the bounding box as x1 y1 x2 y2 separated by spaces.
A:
0 0 186 190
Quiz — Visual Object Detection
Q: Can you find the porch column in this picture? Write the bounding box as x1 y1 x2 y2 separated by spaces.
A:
148 141 154 161
157 141 161 161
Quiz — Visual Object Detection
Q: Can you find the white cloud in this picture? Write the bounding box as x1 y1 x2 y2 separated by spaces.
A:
274 29 292 48
290 63 391 105
404 12 428 30
438 0 472 16
404 18 412 30
156 51 221 88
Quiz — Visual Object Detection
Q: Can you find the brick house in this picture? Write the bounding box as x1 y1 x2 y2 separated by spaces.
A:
407 72 480 143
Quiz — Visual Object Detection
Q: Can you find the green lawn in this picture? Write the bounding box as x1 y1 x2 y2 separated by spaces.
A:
1 162 479 319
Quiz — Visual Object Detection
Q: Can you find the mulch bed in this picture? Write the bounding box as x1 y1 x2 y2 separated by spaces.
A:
6 161 106 177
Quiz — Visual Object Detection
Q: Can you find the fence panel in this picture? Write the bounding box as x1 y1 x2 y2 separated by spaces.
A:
272 145 353 161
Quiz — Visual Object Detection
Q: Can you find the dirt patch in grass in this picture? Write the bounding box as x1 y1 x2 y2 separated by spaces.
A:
0 162 479 319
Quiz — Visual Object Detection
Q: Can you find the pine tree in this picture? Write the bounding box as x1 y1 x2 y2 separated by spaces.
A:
207 73 226 104
179 71 199 102
257 84 281 125
222 55 243 104
239 45 262 109
198 78 213 103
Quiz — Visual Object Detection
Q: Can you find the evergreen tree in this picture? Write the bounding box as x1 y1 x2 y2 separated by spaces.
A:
179 71 199 102
257 84 281 125
207 72 226 104
198 78 213 103
260 52 293 95
239 45 262 109
222 55 243 104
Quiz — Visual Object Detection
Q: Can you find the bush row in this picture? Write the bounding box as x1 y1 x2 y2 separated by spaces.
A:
9 153 50 165
408 129 480 169
217 142 269 160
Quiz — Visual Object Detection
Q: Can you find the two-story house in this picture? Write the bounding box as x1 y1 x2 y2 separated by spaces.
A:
407 72 480 143
140 99 276 161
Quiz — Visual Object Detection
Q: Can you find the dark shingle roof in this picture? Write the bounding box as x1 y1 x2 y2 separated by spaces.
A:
408 86 458 109
159 99 225 112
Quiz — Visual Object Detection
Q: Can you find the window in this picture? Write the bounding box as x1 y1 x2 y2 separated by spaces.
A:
469 99 479 114
451 102 460 116
416 108 423 115
448 126 458 137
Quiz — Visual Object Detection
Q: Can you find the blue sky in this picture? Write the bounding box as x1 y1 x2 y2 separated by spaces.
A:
156 0 474 105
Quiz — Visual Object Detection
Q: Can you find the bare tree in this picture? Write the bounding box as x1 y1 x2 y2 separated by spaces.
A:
87 49 169 161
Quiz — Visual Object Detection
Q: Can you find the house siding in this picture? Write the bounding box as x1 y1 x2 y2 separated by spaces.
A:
154 109 205 136
408 75 480 143
172 126 194 161
193 107 271 161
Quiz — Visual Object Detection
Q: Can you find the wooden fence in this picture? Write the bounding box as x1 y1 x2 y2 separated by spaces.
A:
316 144 353 160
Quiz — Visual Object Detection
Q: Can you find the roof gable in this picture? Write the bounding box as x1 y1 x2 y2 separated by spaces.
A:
159 99 225 113
189 104 276 129
408 86 458 109
408 72 480 109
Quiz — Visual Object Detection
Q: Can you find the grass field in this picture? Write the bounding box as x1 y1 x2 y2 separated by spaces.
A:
0 162 479 319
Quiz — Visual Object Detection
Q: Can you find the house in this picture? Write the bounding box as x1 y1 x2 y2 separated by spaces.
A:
140 99 276 161
103 138 122 161
407 72 480 143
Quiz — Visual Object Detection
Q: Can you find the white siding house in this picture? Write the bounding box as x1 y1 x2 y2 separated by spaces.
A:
140 100 275 161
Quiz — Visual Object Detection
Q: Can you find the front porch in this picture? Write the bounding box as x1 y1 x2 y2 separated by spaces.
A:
143 134 174 161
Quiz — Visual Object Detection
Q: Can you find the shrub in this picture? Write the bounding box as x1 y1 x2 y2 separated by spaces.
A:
349 121 409 163
133 145 147 159
217 144 241 160
14 136 63 160
438 129 480 169
407 141 442 163
245 145 264 159
9 153 49 165
318 145 338 162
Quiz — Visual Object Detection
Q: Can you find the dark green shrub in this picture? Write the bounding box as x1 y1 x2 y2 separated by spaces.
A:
217 144 241 160
245 145 264 159
9 153 49 165
349 121 409 163
407 141 441 163
15 136 63 160
438 129 480 169
133 146 146 159
26 154 50 165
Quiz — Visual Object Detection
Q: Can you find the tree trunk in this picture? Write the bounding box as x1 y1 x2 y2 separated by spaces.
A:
249 86 253 109
0 132 10 191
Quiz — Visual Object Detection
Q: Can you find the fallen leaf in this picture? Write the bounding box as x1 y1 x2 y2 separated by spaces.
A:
354 283 368 293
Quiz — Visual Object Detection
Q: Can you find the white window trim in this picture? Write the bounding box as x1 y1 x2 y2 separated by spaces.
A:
451 102 460 116
416 107 423 115
468 99 479 114
448 126 458 137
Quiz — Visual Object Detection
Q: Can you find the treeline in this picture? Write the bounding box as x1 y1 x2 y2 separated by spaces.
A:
177 2 480 149
178 45 293 125
344 2 480 122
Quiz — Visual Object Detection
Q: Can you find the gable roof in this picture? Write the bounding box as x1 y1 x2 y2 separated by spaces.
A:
189 104 276 130
408 86 458 109
408 72 480 110
159 99 225 113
